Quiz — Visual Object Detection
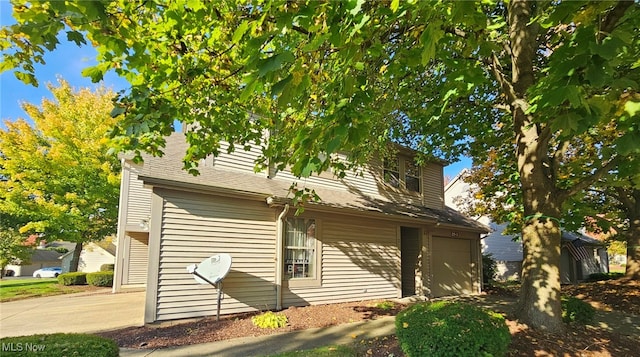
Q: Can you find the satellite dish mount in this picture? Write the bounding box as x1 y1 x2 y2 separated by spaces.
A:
186 253 232 321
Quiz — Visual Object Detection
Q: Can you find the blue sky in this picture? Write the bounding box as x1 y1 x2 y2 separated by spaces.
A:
0 2 470 179
0 1 127 125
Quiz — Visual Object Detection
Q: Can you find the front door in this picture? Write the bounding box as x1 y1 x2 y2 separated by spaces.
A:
401 227 420 297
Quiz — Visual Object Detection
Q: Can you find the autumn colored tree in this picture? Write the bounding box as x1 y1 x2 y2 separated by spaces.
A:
0 79 121 272
0 224 33 278
2 0 639 331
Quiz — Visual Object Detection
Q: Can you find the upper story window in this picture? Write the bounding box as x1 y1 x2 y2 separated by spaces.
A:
284 218 320 285
383 158 400 188
405 160 421 192
383 155 421 193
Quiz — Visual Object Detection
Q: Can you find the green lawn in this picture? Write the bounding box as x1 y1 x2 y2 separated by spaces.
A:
0 333 118 357
0 278 91 302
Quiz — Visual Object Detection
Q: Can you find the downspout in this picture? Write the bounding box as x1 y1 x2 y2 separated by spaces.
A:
112 158 128 293
275 203 289 311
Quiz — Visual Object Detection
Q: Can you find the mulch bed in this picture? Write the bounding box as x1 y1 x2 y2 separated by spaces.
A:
98 279 640 356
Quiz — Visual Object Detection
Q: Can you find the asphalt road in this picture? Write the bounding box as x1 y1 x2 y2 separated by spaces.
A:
0 289 145 338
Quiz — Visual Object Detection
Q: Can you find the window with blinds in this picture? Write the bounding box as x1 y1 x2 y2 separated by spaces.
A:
284 218 317 280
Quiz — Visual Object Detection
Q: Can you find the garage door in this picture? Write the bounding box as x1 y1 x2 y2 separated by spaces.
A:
431 237 472 297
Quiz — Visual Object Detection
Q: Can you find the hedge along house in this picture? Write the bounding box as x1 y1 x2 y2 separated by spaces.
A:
113 132 488 323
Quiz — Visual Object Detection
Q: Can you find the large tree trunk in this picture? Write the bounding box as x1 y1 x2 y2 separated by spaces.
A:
517 206 564 331
627 219 640 280
508 0 564 332
69 242 83 272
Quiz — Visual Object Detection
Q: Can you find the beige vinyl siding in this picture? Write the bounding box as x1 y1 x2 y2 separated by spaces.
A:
155 190 276 321
205 141 265 174
125 232 149 285
273 169 347 191
282 216 400 307
272 152 374 193
125 167 152 228
421 163 444 209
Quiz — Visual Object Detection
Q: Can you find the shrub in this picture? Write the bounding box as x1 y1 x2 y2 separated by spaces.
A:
100 263 115 271
87 271 114 287
45 247 69 254
482 253 498 283
395 301 511 357
374 300 396 310
586 272 624 282
251 311 288 329
57 272 87 286
562 296 595 324
0 333 118 357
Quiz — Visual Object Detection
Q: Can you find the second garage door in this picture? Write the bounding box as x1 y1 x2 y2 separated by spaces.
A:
431 237 472 297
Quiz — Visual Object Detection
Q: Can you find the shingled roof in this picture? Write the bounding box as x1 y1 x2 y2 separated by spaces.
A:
135 133 488 233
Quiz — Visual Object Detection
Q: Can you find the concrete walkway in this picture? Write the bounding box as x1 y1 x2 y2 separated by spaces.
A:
0 289 145 338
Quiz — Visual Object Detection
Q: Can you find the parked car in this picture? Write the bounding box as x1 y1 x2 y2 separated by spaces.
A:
32 267 62 278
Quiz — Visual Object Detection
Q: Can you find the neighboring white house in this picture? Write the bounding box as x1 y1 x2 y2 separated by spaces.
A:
114 132 489 324
60 242 116 273
4 249 64 277
445 170 608 283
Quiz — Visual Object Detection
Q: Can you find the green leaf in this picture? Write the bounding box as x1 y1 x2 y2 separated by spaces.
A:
240 77 259 102
66 31 86 46
390 0 400 13
271 74 293 96
337 98 350 108
624 101 640 117
257 51 295 78
552 112 580 133
420 24 444 65
14 71 37 86
349 0 365 16
616 132 640 155
301 161 316 177
232 21 250 43
82 65 105 83
110 106 126 118
326 136 342 154
186 0 205 11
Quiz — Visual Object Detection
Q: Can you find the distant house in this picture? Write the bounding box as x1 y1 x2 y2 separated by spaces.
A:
114 132 488 324
60 242 116 273
4 249 63 277
445 170 608 283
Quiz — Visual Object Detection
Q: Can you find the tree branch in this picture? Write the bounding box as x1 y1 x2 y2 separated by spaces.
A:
559 157 619 201
599 1 634 40
490 52 517 104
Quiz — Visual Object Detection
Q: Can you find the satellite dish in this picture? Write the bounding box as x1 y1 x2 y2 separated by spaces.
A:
186 253 232 285
186 253 233 321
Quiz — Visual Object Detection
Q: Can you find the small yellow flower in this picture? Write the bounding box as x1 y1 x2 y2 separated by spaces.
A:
403 322 409 328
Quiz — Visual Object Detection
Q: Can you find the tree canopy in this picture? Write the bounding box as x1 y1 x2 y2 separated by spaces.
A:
0 79 121 271
2 0 639 331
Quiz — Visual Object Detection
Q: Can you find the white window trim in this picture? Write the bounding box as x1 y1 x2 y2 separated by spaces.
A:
283 217 322 288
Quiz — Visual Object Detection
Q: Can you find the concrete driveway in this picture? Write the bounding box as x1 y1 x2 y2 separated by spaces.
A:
0 290 145 338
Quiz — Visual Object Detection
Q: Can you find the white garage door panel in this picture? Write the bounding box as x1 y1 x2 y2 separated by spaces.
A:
431 237 472 297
